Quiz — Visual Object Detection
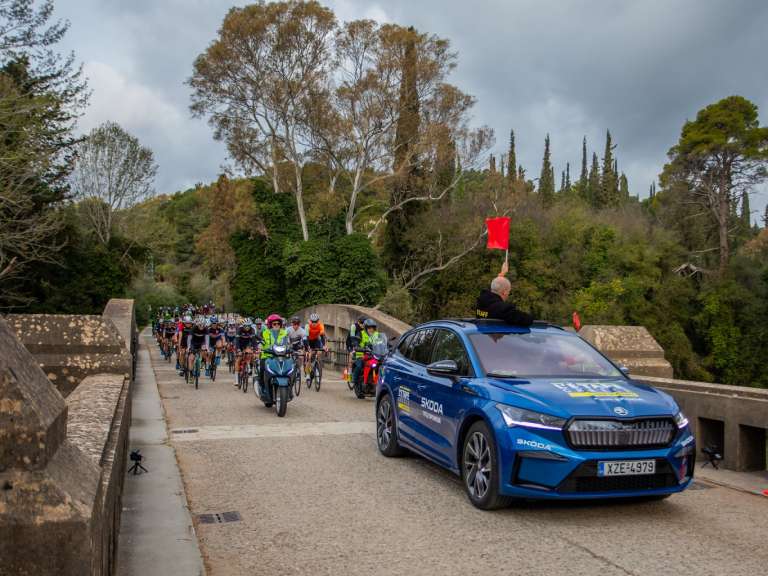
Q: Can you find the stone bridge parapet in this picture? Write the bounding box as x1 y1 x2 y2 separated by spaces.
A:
0 299 136 576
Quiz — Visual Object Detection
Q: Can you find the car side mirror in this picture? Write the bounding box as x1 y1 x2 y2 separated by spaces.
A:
427 359 459 379
619 365 630 376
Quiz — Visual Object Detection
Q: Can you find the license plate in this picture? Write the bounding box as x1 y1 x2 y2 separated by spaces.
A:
598 460 656 477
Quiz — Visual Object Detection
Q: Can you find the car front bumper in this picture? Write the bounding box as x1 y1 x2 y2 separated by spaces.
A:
493 416 696 500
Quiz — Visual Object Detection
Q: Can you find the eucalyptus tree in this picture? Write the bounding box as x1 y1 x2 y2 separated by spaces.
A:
70 121 158 245
190 1 336 241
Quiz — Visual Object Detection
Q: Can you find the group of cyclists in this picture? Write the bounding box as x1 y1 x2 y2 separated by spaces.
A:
151 305 387 399
152 307 331 392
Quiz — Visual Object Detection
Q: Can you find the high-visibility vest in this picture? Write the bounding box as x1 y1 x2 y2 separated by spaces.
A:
261 328 288 358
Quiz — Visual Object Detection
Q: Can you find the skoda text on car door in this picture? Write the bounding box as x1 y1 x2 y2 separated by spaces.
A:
375 319 695 510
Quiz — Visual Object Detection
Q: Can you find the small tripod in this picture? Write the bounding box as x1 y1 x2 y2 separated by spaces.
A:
128 449 148 475
701 445 723 469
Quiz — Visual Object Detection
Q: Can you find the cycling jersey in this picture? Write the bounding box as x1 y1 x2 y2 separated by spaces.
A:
225 326 237 342
187 327 208 350
307 322 326 349
163 322 177 338
287 326 308 351
237 326 257 350
207 326 224 347
180 324 194 346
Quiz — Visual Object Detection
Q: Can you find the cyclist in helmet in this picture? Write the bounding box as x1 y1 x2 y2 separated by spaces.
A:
253 317 264 344
205 316 224 375
287 316 309 376
186 317 208 376
235 319 259 384
177 315 195 375
346 316 366 382
305 312 328 386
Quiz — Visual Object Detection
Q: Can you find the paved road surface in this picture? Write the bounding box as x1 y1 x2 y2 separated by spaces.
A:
146 334 768 576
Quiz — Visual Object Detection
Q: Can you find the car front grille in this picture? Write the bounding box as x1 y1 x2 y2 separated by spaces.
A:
566 418 676 450
558 459 678 493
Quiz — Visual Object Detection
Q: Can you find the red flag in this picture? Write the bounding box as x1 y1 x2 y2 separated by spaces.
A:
572 311 582 331
486 217 510 250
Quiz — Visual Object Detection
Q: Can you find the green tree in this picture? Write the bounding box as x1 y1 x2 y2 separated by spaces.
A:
587 152 600 207
507 129 517 183
619 173 629 200
662 95 768 272
382 26 421 276
597 130 619 207
538 133 555 204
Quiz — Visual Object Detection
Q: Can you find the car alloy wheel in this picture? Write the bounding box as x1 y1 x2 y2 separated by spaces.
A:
464 431 491 500
377 398 392 449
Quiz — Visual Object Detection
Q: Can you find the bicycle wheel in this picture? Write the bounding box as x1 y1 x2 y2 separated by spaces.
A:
194 354 201 389
210 358 217 381
314 360 322 391
292 368 301 397
242 362 249 393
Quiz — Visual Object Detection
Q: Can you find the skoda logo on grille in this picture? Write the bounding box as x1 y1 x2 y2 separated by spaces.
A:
613 406 629 416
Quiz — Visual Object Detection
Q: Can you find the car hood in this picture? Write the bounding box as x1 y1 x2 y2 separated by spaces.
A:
488 377 678 418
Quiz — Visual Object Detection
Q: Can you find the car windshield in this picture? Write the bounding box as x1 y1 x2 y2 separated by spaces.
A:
469 332 622 378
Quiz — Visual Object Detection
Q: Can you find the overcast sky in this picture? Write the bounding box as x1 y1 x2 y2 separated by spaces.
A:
55 0 768 219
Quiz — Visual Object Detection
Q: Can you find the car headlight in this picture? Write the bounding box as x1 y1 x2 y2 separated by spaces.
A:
674 411 689 429
496 404 567 431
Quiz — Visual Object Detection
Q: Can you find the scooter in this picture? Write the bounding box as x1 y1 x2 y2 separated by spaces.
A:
258 344 296 417
355 347 382 399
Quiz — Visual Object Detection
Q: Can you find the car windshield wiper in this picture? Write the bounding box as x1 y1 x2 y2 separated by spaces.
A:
486 371 524 379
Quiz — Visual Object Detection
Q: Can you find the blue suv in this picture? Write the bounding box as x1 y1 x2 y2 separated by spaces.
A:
375 319 695 509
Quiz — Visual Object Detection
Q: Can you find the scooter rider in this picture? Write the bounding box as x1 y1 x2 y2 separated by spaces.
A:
259 314 289 401
353 318 381 389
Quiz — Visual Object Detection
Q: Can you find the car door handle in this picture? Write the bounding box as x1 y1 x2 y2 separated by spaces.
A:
393 375 402 382
417 384 427 390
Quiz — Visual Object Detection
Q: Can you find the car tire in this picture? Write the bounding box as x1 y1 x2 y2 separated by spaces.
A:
376 394 405 457
461 421 511 510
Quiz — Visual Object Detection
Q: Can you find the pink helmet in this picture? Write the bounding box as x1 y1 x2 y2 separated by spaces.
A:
266 313 283 326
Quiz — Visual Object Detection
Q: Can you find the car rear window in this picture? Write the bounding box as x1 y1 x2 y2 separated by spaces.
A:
469 332 622 378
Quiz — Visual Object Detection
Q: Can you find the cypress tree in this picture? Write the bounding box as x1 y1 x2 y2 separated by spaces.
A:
588 152 600 207
579 137 588 187
599 130 618 207
741 191 751 228
763 204 768 227
382 26 421 276
560 170 566 193
619 173 629 199
539 133 555 204
489 154 496 173
508 129 517 183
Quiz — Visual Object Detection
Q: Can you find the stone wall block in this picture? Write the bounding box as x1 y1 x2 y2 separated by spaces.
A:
0 317 67 472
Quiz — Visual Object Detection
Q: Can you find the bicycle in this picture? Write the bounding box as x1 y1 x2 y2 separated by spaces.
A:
186 349 203 389
238 350 254 393
227 342 236 373
291 350 303 397
209 347 220 381
307 349 323 391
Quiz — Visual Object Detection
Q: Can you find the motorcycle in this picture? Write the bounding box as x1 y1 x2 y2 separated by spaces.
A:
258 344 296 417
353 333 388 399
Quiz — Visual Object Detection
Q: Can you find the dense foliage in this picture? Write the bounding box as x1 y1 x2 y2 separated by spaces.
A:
3 1 768 390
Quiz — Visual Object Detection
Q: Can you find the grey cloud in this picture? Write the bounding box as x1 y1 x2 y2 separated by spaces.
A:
54 0 768 215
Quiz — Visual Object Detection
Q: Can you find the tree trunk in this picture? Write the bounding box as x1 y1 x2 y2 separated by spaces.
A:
294 164 309 241
718 191 729 274
271 137 280 194
346 165 364 235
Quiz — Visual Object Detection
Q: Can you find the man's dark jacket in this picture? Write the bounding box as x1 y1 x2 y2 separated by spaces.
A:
475 289 534 326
